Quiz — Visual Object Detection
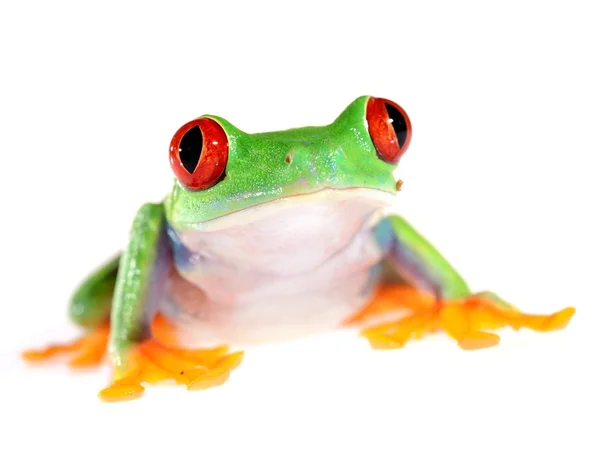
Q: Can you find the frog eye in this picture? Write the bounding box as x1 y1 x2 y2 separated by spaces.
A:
366 97 412 164
169 117 229 191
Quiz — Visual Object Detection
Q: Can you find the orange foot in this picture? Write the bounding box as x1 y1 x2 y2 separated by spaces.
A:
99 340 244 402
22 323 110 367
352 285 576 351
99 312 244 402
22 315 244 403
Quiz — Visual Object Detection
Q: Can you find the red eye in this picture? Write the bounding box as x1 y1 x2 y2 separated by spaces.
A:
169 117 229 191
366 97 412 164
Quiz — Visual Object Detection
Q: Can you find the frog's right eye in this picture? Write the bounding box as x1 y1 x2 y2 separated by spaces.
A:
169 117 229 191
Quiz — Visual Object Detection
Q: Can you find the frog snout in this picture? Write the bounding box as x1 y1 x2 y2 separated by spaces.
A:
283 143 322 168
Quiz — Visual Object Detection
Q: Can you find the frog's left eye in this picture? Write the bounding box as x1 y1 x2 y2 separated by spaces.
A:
169 117 229 191
366 97 412 164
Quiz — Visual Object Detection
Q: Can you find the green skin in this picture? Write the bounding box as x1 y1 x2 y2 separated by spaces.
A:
68 96 497 369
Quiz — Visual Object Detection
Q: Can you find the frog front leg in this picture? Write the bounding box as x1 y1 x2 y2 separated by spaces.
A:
360 215 576 350
24 203 242 402
99 202 243 401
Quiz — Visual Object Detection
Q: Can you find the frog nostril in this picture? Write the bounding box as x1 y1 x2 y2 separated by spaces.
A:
285 151 294 165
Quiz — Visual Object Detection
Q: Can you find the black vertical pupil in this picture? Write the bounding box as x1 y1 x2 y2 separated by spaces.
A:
179 126 203 174
384 103 408 149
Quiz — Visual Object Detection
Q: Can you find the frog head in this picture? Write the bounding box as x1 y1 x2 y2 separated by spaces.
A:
165 96 412 232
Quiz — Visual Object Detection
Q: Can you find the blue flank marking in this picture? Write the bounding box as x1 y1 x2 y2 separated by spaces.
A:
166 225 195 271
372 217 442 298
356 218 395 297
372 217 396 253
360 262 383 296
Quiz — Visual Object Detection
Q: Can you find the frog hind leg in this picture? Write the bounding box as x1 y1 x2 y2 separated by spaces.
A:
356 215 576 350
22 254 119 367
95 203 243 402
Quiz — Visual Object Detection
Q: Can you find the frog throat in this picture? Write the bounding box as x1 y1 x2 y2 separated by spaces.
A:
171 187 396 232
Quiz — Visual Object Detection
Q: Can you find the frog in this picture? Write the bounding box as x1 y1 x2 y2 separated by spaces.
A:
23 96 576 402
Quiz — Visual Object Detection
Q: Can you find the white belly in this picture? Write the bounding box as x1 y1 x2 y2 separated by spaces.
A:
161 191 388 347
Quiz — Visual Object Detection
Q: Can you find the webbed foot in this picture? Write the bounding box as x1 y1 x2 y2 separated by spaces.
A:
357 285 575 350
98 314 244 402
22 323 110 367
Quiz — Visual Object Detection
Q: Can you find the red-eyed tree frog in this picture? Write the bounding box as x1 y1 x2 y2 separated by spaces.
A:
24 96 576 402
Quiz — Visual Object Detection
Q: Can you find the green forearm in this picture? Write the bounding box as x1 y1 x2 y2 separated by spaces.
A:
376 214 470 299
109 202 166 362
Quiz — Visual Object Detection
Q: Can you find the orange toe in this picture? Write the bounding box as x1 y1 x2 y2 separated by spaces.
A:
98 383 145 402
458 330 501 350
187 367 231 391
22 323 110 367
517 307 576 332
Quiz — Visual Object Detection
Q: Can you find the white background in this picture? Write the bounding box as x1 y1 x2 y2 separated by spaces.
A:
1 1 599 449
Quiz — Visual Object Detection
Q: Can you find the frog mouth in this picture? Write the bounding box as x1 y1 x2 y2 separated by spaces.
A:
183 187 397 232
